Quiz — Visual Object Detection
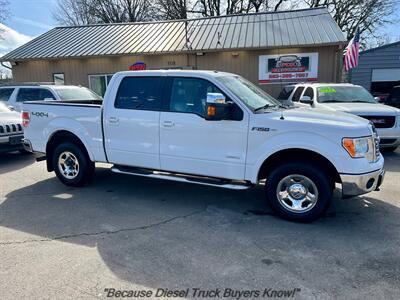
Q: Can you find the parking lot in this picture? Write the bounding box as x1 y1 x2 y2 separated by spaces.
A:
0 150 399 299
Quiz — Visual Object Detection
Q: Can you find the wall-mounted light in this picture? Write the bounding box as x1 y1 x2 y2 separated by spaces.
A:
196 52 204 56
10 61 18 66
231 52 239 57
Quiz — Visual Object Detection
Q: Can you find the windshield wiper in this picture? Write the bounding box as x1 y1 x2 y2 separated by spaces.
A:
254 104 273 112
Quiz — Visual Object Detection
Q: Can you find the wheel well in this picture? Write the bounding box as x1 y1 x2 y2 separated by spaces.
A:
257 149 341 183
46 131 89 172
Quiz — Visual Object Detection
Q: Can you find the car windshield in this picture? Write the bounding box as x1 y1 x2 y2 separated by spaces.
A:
217 75 280 110
317 86 376 103
55 87 103 101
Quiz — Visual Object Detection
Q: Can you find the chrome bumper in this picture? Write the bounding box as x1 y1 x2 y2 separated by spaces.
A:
340 168 385 197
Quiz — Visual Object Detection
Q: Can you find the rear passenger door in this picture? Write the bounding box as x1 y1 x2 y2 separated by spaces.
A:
104 76 163 169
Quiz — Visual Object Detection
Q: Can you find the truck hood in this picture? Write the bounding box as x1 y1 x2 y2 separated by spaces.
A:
280 107 370 127
319 102 400 115
0 111 21 126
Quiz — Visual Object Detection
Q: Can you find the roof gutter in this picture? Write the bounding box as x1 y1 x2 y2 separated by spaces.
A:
1 62 12 70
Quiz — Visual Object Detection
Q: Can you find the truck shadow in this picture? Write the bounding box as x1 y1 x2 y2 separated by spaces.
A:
0 152 35 175
1 164 400 294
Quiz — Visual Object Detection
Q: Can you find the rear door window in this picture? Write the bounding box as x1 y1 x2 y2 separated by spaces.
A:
291 87 305 102
277 86 294 100
16 88 56 102
0 88 15 102
114 76 162 110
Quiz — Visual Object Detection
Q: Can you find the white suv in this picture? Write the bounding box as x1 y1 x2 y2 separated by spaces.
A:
0 84 102 112
278 83 400 150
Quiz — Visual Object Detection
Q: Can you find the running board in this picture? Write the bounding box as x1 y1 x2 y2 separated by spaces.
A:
111 166 252 190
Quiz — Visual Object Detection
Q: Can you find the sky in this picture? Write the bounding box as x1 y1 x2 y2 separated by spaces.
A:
0 0 399 76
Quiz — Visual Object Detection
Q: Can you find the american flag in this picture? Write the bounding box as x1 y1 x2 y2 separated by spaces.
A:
344 29 360 71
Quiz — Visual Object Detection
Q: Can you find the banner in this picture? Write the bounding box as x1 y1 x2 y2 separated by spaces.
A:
259 53 318 84
129 62 146 71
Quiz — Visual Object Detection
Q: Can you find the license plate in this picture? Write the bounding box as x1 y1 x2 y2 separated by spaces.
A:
9 135 23 145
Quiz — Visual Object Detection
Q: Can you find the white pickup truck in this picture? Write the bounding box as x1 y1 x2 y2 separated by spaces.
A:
22 70 385 222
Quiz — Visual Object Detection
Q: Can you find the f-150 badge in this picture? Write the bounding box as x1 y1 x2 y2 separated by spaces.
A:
251 127 276 132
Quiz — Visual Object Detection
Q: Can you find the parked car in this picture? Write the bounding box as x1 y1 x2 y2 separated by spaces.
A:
386 86 400 108
0 84 102 112
278 83 400 151
0 103 25 154
22 70 384 222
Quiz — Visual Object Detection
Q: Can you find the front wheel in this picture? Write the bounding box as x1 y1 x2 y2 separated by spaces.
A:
266 162 333 222
52 142 95 187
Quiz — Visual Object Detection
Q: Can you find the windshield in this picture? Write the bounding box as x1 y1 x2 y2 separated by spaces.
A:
55 87 103 101
317 86 376 103
217 75 280 110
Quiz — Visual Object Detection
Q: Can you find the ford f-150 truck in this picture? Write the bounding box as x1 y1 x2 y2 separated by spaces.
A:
21 70 385 222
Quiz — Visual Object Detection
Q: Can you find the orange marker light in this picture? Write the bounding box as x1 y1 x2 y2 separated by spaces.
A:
207 105 216 117
342 138 356 157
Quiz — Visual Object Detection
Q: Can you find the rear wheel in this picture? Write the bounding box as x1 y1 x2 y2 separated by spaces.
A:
52 142 95 187
266 162 333 222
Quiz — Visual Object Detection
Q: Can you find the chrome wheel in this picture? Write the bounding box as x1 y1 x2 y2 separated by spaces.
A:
276 174 318 213
58 151 80 180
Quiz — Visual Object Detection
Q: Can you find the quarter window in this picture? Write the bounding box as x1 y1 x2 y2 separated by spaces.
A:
291 87 304 102
169 77 221 117
115 76 162 110
0 88 15 102
16 88 55 102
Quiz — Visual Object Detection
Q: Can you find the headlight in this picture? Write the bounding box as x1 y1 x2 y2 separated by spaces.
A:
342 137 372 159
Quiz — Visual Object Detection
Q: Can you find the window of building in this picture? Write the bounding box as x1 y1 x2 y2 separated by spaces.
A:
169 77 222 117
89 74 113 97
53 73 65 85
16 88 56 102
291 86 305 102
115 76 162 110
0 88 15 102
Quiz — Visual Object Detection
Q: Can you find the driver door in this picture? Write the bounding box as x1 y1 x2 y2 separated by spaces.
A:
159 77 248 180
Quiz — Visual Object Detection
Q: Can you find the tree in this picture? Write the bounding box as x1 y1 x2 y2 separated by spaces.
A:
303 0 397 40
155 0 188 20
0 0 10 39
53 0 156 26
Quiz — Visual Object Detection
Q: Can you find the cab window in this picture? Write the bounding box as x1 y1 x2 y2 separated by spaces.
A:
303 87 314 99
0 88 14 102
291 87 304 102
16 88 55 102
168 77 221 117
114 76 162 110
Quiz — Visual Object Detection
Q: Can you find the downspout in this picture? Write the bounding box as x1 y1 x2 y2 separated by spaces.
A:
1 61 12 70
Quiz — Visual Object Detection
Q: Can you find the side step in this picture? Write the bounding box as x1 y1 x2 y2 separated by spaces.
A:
111 166 253 190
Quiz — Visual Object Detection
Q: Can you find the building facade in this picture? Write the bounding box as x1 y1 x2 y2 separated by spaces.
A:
1 8 346 97
351 41 400 98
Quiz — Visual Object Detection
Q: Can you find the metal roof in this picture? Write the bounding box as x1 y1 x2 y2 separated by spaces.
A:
1 7 346 62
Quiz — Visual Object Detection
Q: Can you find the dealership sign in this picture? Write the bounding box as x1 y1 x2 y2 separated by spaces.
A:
259 53 318 84
129 62 146 71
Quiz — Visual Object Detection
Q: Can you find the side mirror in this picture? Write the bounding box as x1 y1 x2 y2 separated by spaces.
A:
299 95 313 105
8 106 15 111
374 96 381 102
205 93 231 120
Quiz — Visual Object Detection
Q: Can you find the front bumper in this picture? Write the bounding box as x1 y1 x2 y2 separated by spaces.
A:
376 127 400 148
0 134 24 153
340 168 385 197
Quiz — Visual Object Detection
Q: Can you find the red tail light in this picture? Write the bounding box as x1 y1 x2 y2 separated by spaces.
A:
22 111 30 127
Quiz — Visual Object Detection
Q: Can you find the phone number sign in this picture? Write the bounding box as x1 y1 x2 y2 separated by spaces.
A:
259 52 318 84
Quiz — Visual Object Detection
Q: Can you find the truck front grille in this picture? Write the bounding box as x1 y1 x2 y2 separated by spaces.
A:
360 115 396 128
0 123 23 136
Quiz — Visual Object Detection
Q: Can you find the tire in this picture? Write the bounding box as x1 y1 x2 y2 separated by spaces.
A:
52 142 95 187
266 162 333 222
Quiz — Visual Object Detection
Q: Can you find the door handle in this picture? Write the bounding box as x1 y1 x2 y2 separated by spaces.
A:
162 120 175 128
108 117 119 124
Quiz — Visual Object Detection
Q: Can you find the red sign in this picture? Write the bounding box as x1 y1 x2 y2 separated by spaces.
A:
129 62 146 71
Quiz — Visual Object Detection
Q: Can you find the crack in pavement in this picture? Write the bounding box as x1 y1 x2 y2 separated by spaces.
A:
0 209 205 246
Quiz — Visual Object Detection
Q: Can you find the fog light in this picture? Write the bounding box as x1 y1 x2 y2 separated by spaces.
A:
366 178 375 189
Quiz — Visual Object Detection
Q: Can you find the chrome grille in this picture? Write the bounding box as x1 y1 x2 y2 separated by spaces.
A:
0 123 23 136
